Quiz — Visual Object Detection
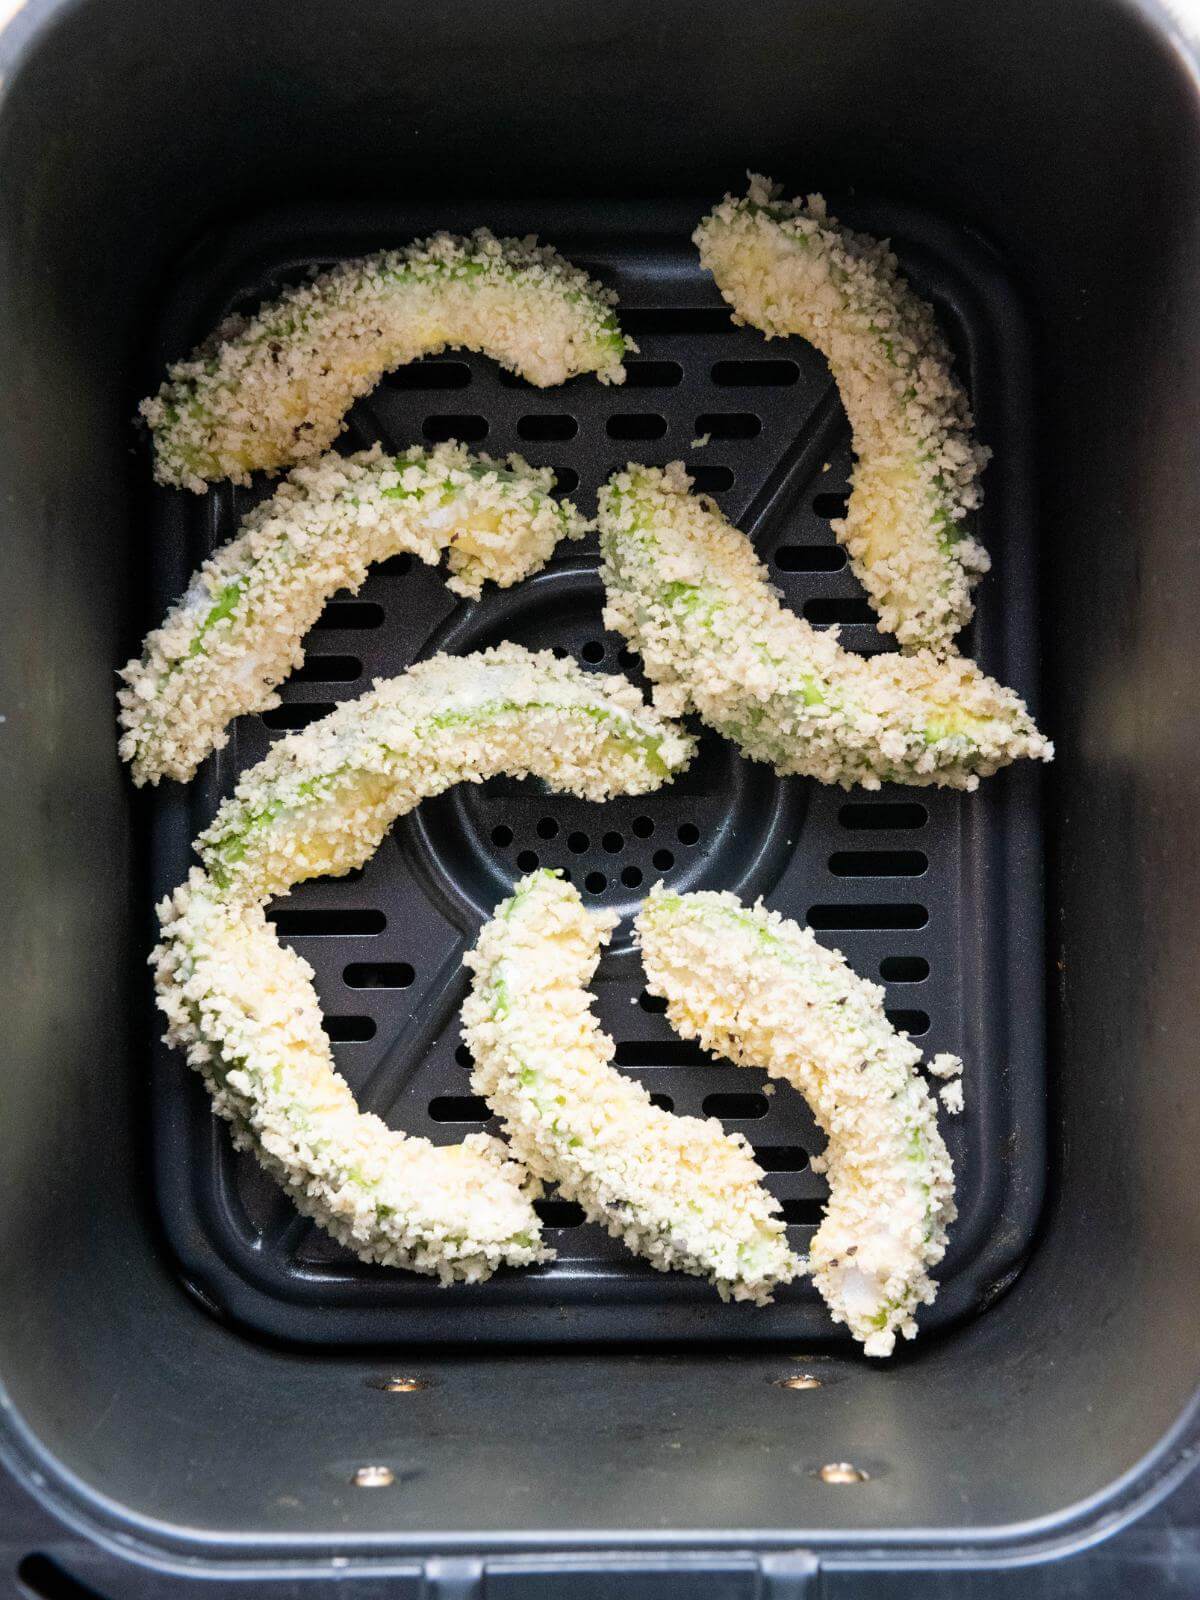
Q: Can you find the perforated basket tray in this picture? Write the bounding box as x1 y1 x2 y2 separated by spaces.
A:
145 198 1046 1346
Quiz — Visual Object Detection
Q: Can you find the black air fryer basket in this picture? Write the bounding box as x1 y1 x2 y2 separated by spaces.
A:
2 1 1199 1595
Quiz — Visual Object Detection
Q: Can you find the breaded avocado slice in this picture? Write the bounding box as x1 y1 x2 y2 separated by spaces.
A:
155 877 548 1283
637 887 961 1355
119 442 586 785
199 643 695 906
598 462 1051 791
143 229 631 489
696 176 989 654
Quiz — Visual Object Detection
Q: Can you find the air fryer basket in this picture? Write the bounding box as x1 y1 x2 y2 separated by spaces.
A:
149 200 1044 1345
2 0 1199 1591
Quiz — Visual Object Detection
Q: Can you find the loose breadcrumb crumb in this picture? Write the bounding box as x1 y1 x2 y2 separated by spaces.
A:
927 1052 964 1080
696 176 989 654
598 462 1052 791
637 886 959 1356
118 442 586 786
142 230 631 488
463 870 800 1302
939 1081 964 1115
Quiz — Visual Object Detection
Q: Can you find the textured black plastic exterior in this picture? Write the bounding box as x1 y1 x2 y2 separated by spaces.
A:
146 202 1045 1346
3 0 1200 1593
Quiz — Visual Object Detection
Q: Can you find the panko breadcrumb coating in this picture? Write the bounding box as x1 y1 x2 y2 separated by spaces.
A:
598 462 1052 790
637 887 959 1355
199 644 695 906
142 230 630 489
155 877 548 1281
463 871 800 1302
118 442 586 786
696 176 989 654
153 647 695 1281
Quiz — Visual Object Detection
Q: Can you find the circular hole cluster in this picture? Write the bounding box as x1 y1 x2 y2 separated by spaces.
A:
486 802 701 898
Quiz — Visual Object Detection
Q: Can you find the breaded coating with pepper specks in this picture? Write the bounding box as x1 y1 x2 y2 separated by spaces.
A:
598 463 1052 791
119 442 585 785
142 230 630 489
152 648 694 1281
637 887 960 1355
463 871 800 1303
696 176 989 654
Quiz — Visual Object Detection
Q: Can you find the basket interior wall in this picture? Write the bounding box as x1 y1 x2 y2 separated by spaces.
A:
0 0 1198 1552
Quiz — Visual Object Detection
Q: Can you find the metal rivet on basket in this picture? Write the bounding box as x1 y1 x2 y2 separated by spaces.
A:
774 1373 822 1391
351 1465 395 1488
366 1375 428 1393
817 1461 868 1485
